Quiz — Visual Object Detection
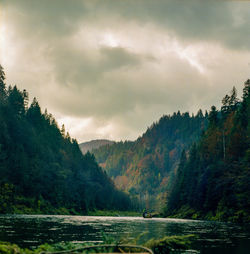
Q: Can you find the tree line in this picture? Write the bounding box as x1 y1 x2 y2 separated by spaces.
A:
0 65 132 214
165 81 250 222
93 108 208 210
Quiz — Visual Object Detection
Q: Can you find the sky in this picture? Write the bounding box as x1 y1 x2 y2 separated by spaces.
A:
0 0 250 143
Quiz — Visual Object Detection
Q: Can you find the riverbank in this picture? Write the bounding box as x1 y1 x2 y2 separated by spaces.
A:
165 205 250 223
9 208 140 217
88 210 141 217
3 200 140 217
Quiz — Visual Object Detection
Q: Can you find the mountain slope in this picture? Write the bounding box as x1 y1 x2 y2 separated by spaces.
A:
165 81 250 222
79 139 115 154
0 66 131 214
93 110 208 209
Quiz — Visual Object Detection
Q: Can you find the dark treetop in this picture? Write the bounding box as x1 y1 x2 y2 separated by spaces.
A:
0 65 132 214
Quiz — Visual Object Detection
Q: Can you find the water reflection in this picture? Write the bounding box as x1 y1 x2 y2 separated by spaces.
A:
0 215 249 253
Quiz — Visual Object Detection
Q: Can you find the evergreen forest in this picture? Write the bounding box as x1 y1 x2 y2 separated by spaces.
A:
0 63 249 222
0 65 131 214
93 109 208 209
165 82 250 222
93 80 250 222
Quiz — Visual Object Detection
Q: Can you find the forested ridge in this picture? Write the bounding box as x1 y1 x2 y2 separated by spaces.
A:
1 61 248 221
79 139 115 154
93 109 207 209
165 81 250 222
0 65 131 214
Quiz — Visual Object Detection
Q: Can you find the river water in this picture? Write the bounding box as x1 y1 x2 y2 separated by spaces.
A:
0 215 249 253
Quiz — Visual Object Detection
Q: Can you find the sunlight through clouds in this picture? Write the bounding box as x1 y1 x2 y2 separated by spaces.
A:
0 19 13 68
174 43 205 74
101 33 120 48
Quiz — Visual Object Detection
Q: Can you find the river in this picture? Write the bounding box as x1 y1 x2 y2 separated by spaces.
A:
0 215 249 253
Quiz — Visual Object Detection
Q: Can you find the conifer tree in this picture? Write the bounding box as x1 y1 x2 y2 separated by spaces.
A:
165 80 250 222
0 65 6 102
0 67 132 214
208 106 218 127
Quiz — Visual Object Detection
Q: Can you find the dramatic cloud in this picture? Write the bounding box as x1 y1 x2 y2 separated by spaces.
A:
1 0 250 142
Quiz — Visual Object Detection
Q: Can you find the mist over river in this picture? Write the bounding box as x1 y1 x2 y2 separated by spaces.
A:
0 215 250 253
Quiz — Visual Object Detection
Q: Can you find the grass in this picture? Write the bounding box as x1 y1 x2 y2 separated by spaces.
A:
0 234 197 254
145 235 196 254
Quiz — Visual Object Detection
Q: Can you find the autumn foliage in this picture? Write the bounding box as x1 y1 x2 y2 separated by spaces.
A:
165 81 250 222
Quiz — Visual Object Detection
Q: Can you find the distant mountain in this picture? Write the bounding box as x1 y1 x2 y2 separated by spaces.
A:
79 139 115 154
93 111 208 210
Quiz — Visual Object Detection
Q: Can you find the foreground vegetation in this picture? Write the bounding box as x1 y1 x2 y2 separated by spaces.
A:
0 65 132 215
0 235 196 254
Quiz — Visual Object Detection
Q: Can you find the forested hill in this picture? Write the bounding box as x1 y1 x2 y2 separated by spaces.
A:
0 65 131 214
79 139 115 154
165 81 250 222
93 109 207 208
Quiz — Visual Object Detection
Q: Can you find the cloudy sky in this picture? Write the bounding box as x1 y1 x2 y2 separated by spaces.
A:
0 0 250 142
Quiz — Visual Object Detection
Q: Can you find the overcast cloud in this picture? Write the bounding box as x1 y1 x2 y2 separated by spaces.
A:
1 0 250 142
